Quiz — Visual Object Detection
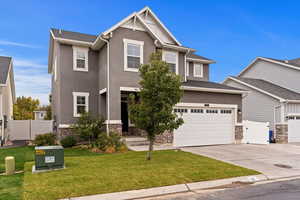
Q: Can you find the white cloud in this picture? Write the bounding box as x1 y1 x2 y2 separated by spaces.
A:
0 40 41 48
14 68 51 105
14 58 47 69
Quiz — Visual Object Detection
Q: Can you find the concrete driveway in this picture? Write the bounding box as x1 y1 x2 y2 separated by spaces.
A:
182 144 300 179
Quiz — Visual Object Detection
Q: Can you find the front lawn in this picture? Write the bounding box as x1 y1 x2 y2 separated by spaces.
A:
23 150 259 200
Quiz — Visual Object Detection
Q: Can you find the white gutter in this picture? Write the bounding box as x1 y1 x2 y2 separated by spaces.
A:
99 35 110 135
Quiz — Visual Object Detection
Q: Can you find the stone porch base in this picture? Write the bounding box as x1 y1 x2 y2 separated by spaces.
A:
275 124 288 143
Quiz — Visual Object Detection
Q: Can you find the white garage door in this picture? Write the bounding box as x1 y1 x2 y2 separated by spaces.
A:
288 116 300 142
173 107 235 147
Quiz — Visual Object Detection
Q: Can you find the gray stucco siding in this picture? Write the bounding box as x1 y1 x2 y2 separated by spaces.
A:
181 90 243 123
58 44 100 124
241 60 300 93
187 62 209 81
225 79 280 130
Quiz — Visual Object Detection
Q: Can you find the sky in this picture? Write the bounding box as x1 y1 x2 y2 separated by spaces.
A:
1 0 300 105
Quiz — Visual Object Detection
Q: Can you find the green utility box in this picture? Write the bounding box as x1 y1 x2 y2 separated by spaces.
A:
35 146 64 171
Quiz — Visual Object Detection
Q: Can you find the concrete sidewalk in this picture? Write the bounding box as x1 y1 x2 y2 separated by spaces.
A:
61 174 267 200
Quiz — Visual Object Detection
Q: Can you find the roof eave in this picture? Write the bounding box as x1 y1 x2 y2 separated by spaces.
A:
181 86 246 94
186 57 215 64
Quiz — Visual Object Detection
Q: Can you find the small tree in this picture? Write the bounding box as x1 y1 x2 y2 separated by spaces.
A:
71 112 105 144
13 96 40 120
129 51 184 160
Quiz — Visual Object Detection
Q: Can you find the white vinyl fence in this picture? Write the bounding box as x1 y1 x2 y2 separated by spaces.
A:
7 120 53 140
242 120 270 144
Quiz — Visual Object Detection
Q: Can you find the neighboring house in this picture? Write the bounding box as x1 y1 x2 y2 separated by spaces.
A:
33 110 47 120
48 6 245 147
224 57 300 143
0 56 16 144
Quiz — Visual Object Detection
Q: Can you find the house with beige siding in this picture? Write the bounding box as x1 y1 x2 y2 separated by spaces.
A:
0 56 16 145
224 57 300 143
48 6 245 147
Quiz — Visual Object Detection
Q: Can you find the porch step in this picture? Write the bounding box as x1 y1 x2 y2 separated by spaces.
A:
124 137 149 146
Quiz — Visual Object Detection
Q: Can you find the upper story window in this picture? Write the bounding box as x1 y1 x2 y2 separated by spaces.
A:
73 46 89 72
194 63 203 77
72 92 89 117
123 39 144 72
162 50 178 74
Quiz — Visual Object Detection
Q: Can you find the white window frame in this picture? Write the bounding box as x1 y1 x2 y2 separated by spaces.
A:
53 56 57 81
72 92 89 117
123 38 144 72
162 50 179 74
73 46 89 72
193 63 203 77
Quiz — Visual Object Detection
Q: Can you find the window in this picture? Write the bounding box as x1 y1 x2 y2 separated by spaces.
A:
73 46 89 71
194 63 203 77
73 92 89 117
206 109 218 114
124 39 144 72
191 109 203 113
174 108 188 113
162 50 178 74
221 109 232 114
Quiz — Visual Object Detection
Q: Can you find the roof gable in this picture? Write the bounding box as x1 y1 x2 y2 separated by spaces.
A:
239 57 300 77
98 6 181 47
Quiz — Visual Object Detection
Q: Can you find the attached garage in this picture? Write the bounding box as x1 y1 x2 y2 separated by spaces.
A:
288 116 300 142
173 103 237 147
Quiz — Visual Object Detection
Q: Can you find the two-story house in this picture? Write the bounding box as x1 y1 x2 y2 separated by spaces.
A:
224 57 300 143
48 6 245 147
0 56 16 145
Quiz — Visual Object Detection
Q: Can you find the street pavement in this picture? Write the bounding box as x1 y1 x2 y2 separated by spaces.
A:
143 178 300 200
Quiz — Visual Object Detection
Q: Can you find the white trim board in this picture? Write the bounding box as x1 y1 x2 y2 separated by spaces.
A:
99 88 107 95
120 87 141 92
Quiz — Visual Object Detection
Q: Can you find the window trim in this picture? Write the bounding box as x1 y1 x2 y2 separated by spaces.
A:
193 63 203 77
72 92 89 117
162 50 179 74
72 46 89 72
123 38 144 72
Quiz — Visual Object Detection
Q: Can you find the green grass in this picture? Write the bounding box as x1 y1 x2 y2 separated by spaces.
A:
0 146 99 200
22 150 259 200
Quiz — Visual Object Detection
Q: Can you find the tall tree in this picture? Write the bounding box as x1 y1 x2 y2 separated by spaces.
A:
13 96 40 120
129 51 184 160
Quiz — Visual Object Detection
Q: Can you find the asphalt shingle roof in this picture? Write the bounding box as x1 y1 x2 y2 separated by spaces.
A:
51 28 97 43
183 80 244 91
0 56 11 84
232 76 300 100
187 52 214 62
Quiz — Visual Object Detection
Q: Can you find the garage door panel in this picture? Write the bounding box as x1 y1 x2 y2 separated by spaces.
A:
174 107 234 147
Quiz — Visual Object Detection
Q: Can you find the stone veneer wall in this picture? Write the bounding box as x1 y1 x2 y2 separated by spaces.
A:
235 125 243 144
155 131 173 144
107 124 122 135
275 124 288 143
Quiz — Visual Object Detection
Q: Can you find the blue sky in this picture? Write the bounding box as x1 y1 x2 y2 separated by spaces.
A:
1 0 300 104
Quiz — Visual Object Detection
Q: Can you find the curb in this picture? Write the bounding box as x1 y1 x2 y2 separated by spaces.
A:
61 174 267 200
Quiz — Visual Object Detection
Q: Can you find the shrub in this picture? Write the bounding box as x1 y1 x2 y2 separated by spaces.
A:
60 135 77 148
34 133 56 146
93 132 127 153
72 113 105 144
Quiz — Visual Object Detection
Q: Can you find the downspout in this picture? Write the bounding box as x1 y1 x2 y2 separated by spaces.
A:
184 49 190 82
99 35 110 135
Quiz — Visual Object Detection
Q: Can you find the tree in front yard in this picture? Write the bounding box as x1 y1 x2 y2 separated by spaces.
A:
129 51 184 160
13 96 40 120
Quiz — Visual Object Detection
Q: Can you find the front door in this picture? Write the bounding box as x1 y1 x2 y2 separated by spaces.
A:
121 102 129 133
